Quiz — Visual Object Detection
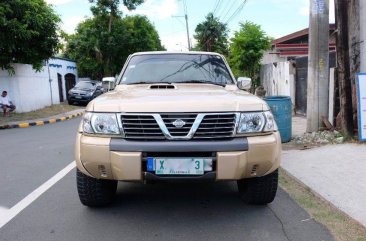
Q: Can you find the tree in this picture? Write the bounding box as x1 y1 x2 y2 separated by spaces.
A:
0 0 61 73
334 0 354 136
194 13 228 55
64 15 164 79
229 21 271 87
89 0 143 32
87 0 143 75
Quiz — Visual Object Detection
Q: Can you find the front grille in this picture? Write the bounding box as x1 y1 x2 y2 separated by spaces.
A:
194 114 236 139
121 115 165 140
161 114 197 137
120 113 237 140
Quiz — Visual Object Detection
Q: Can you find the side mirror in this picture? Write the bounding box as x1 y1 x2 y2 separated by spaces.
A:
237 77 252 90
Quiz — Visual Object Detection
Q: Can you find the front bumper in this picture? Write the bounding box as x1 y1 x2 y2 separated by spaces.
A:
68 95 93 103
75 132 281 181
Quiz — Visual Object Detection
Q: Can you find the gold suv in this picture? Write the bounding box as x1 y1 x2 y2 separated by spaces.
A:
75 52 281 207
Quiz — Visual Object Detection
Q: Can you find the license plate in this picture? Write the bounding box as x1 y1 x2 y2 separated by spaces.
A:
75 96 82 99
147 158 207 175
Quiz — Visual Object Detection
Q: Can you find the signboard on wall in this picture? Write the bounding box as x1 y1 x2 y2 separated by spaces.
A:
357 73 366 141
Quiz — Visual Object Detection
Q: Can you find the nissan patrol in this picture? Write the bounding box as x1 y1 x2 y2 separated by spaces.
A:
75 51 281 207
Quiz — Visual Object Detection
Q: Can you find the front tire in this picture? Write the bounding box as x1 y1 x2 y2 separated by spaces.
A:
237 169 278 205
76 169 117 207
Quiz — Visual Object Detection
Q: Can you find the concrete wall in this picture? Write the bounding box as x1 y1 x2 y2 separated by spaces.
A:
48 58 78 104
260 61 296 105
261 51 287 65
360 0 366 72
0 58 78 113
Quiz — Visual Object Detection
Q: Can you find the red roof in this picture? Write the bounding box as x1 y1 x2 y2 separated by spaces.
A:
272 24 336 57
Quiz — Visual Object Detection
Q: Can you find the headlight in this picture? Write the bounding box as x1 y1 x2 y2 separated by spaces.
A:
237 111 276 134
83 112 120 135
86 91 93 97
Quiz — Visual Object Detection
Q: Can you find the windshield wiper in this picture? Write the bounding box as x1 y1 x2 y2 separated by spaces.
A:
178 80 226 87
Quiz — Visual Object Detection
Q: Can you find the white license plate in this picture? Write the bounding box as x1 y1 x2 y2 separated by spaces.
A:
75 96 82 99
154 158 205 175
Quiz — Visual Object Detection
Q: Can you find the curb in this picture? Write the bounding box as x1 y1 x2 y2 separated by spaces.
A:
0 111 84 130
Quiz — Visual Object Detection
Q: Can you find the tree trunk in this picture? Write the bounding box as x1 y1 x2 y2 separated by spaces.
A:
348 0 360 131
335 0 354 136
108 14 113 33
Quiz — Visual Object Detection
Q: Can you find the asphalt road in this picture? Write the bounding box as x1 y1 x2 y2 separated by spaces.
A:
0 118 335 241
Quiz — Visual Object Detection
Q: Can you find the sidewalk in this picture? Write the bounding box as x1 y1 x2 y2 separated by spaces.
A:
281 116 366 227
0 108 84 129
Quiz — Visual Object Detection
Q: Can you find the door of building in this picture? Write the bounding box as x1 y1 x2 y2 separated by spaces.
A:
57 73 64 102
295 57 308 115
65 73 76 94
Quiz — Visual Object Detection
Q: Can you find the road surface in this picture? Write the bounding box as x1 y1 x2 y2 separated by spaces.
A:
0 118 334 241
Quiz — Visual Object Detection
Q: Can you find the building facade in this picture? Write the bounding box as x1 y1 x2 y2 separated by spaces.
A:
0 58 78 113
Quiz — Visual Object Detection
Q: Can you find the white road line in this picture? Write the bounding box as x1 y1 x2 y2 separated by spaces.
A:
0 161 76 229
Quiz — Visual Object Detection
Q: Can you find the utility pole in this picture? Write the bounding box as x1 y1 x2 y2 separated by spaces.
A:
172 15 191 51
172 0 191 50
335 0 354 135
185 14 191 50
306 0 330 132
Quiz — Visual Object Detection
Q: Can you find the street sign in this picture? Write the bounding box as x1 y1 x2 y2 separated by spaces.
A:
357 73 366 141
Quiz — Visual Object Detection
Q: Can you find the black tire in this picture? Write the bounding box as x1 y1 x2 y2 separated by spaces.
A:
237 169 278 205
76 169 117 207
68 100 73 105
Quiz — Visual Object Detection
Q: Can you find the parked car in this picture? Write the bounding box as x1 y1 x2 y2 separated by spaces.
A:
75 51 281 207
67 80 104 105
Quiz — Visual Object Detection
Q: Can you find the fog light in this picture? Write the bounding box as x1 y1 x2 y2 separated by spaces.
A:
98 165 107 178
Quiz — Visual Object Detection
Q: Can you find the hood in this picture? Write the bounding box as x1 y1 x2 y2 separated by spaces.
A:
87 84 269 113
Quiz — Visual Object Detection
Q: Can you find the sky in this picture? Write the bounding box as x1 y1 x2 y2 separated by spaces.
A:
46 0 335 51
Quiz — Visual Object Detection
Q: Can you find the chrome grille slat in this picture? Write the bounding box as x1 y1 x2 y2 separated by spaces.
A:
193 114 236 139
120 113 236 140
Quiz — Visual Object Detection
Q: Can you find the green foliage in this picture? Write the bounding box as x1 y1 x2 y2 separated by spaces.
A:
0 0 61 74
229 21 271 86
89 0 143 13
64 15 164 79
194 13 229 55
89 0 143 32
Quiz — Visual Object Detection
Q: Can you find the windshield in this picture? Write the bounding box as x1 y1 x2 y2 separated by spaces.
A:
74 81 96 89
119 54 234 86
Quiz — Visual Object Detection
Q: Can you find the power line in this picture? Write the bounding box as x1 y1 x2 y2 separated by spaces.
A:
199 0 248 51
225 0 247 24
212 0 222 15
219 0 237 21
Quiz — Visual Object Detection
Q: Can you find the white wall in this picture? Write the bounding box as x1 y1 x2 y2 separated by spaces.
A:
48 58 78 104
261 51 287 65
260 62 295 104
0 64 51 112
0 58 78 113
